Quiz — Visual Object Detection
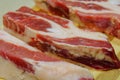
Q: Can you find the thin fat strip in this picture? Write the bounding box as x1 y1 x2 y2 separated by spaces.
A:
0 30 94 80
3 7 120 70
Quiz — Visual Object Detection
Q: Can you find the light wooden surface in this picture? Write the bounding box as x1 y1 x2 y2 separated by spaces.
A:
0 0 120 80
0 78 4 80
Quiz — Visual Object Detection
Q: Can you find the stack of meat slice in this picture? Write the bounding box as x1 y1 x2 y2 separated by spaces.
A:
3 6 120 70
34 0 120 38
0 30 94 80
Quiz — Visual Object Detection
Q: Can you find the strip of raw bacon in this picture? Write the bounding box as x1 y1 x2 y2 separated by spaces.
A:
0 30 94 80
36 0 120 38
3 6 120 70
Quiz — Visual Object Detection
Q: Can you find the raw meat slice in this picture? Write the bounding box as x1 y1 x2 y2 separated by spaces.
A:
0 30 93 80
36 0 120 38
3 6 120 70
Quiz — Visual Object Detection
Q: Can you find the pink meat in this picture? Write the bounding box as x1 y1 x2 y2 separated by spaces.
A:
3 6 120 70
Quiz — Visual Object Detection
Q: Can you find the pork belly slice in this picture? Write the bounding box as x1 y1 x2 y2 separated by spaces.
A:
0 30 94 80
36 0 120 39
3 7 120 70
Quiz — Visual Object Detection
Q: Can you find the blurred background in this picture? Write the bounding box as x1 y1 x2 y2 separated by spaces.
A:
0 0 34 26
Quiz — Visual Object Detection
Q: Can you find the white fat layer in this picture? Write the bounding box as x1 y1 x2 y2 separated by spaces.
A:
0 57 38 80
108 0 120 5
68 0 120 14
15 12 107 41
0 30 38 52
4 27 33 43
24 58 93 80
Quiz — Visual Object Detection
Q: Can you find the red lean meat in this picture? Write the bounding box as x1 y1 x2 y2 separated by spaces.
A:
34 0 120 38
0 30 94 80
3 6 120 70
